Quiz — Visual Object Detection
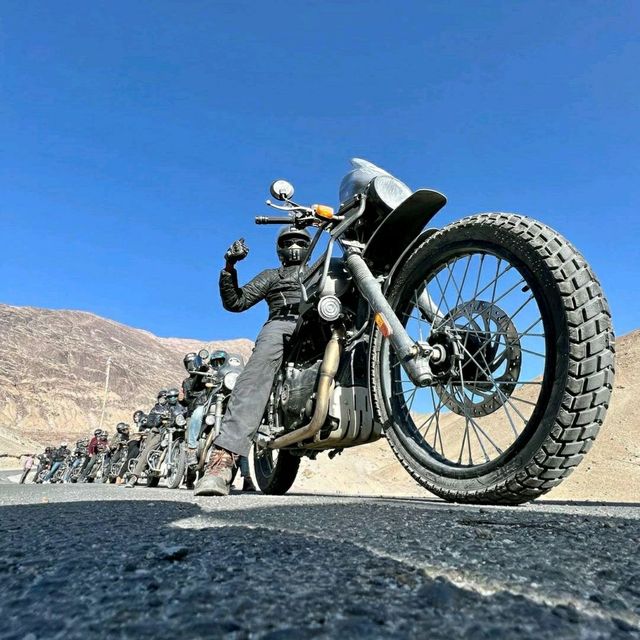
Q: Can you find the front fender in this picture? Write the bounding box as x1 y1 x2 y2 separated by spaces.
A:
382 227 439 294
362 188 446 274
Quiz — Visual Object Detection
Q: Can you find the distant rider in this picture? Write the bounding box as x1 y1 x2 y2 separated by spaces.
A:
63 439 88 483
119 410 148 483
80 430 109 482
43 443 69 483
126 388 186 488
194 227 310 496
107 422 130 484
19 454 35 484
32 448 53 483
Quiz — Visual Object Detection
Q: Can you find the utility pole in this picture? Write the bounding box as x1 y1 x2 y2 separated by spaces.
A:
98 357 112 430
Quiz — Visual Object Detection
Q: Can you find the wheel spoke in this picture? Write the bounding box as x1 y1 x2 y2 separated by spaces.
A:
389 245 548 471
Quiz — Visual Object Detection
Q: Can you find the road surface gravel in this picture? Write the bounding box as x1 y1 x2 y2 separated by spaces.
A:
0 474 638 639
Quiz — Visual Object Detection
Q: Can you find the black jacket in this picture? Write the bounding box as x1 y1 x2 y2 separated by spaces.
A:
110 433 129 449
219 265 302 319
52 447 69 462
182 374 208 412
147 403 169 429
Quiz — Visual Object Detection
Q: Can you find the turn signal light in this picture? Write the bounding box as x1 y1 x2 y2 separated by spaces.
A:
375 312 393 337
314 204 335 219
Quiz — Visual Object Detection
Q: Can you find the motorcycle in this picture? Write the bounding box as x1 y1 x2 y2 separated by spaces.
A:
83 451 109 483
50 458 68 483
106 441 130 483
32 457 51 484
184 349 245 487
63 453 86 483
144 411 188 489
248 159 614 504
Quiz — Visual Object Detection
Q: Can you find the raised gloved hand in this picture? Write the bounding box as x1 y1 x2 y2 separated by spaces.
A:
224 238 250 266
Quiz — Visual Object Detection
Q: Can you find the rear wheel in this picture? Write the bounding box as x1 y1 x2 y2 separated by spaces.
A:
252 448 300 495
371 213 614 504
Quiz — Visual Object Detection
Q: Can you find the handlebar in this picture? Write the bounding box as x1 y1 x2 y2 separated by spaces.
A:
255 216 294 225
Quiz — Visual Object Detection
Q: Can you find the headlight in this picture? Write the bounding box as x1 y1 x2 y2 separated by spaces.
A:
228 357 242 367
174 414 187 427
223 372 239 390
204 414 216 426
198 348 210 360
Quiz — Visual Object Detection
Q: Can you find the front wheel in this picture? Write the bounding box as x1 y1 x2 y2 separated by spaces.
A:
166 441 186 490
371 213 614 505
252 448 300 495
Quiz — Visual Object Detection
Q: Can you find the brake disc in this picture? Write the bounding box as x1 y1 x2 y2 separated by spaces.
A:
435 300 522 417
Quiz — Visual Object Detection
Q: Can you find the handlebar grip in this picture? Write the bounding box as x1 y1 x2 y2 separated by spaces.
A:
255 216 294 225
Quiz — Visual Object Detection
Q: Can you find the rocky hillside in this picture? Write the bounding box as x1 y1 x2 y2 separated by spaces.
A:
0 304 252 448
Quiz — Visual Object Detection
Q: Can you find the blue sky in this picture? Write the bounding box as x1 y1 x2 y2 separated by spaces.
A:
1 1 638 341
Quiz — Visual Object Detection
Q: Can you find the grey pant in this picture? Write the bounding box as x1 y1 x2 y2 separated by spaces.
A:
133 431 162 476
216 319 295 457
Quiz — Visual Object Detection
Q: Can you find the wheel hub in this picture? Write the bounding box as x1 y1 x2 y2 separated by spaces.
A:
432 300 522 417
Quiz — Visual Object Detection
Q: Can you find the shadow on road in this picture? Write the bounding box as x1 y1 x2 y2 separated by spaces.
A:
539 499 640 508
0 494 638 639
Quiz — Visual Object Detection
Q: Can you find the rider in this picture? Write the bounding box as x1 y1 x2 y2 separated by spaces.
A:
182 352 208 466
108 423 130 484
79 430 109 482
183 351 256 492
33 447 53 483
125 389 185 488
194 226 311 496
63 439 88 482
119 410 148 482
19 454 35 484
43 443 69 483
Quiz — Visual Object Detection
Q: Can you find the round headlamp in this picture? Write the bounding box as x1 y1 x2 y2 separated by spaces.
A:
223 371 239 391
174 414 187 427
204 414 216 426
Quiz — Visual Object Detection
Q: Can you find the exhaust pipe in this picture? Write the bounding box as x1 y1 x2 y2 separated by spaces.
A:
269 328 344 449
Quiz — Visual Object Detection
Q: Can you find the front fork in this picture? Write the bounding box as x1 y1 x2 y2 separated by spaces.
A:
345 250 443 386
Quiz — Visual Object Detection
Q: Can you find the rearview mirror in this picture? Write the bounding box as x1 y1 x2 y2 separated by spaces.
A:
270 180 295 201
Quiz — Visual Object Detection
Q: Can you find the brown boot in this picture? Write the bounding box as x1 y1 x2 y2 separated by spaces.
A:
193 448 237 497
242 476 256 492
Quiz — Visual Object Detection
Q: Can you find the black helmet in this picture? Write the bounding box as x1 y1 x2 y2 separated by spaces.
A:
183 352 197 372
166 388 179 404
94 428 101 436
116 422 130 435
276 226 311 266
133 410 145 423
157 389 168 403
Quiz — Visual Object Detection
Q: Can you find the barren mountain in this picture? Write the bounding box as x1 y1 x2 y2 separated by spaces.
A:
0 304 252 449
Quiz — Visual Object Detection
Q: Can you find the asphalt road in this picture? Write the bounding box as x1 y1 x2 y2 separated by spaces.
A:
0 472 639 639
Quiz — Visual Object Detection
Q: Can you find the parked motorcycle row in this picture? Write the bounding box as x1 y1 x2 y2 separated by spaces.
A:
27 348 254 492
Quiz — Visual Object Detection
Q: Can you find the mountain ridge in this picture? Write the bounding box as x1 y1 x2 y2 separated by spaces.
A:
0 303 252 448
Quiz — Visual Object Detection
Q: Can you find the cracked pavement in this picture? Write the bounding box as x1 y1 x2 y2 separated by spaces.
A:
0 476 638 639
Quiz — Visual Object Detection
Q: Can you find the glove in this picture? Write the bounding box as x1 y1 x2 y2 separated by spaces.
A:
224 238 249 265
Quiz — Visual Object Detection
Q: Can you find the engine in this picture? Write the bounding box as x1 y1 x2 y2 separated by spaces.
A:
279 361 321 430
278 342 382 449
